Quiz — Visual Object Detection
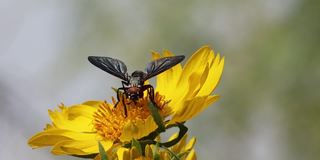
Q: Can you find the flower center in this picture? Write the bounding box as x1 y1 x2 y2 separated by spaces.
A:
93 92 169 142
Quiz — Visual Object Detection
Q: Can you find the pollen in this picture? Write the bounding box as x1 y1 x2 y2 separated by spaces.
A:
93 92 170 142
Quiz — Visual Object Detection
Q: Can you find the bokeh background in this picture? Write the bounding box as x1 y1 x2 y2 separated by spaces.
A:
1 0 319 159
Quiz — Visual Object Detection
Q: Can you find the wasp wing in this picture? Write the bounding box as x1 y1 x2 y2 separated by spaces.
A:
88 56 128 81
145 55 185 80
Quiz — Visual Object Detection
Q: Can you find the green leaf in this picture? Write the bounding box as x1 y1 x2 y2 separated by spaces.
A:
132 138 143 155
98 141 109 160
147 102 165 132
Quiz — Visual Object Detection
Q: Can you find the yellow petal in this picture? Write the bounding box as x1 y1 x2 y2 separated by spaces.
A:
145 145 153 159
28 128 97 148
117 147 130 160
168 132 179 141
82 100 104 108
184 64 210 100
171 133 188 153
52 139 113 155
185 149 197 160
171 95 219 123
197 55 224 96
168 46 214 113
151 51 161 60
155 50 183 98
184 137 196 151
160 151 170 160
67 104 98 119
120 116 158 142
152 51 166 95
28 131 70 148
129 147 141 159
177 46 213 89
49 104 96 132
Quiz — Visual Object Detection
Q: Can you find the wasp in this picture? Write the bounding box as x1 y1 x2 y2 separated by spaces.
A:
88 55 185 116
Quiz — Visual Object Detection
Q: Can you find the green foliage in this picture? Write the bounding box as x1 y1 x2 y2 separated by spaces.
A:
152 143 161 160
98 142 109 160
147 102 165 132
131 138 143 155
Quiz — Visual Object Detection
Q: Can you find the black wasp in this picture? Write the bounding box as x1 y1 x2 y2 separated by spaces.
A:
88 55 185 116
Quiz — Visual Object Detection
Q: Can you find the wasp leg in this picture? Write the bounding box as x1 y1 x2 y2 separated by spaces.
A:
143 85 157 107
121 80 131 112
122 80 129 86
115 87 128 117
122 93 128 117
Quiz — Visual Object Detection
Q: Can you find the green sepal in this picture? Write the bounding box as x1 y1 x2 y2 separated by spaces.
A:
147 102 165 132
128 123 188 149
177 150 190 159
132 138 143 155
152 142 160 160
98 141 109 160
161 146 180 160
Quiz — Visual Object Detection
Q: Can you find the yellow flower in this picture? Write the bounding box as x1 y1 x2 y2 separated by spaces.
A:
28 46 224 158
28 96 168 156
94 134 197 160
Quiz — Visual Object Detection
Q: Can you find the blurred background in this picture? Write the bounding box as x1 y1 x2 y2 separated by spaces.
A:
1 0 319 159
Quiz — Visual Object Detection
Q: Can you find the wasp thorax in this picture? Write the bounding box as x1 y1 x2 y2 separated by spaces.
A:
131 70 146 77
130 70 146 86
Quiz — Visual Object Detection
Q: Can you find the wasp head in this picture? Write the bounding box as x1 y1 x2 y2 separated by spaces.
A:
127 86 141 101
